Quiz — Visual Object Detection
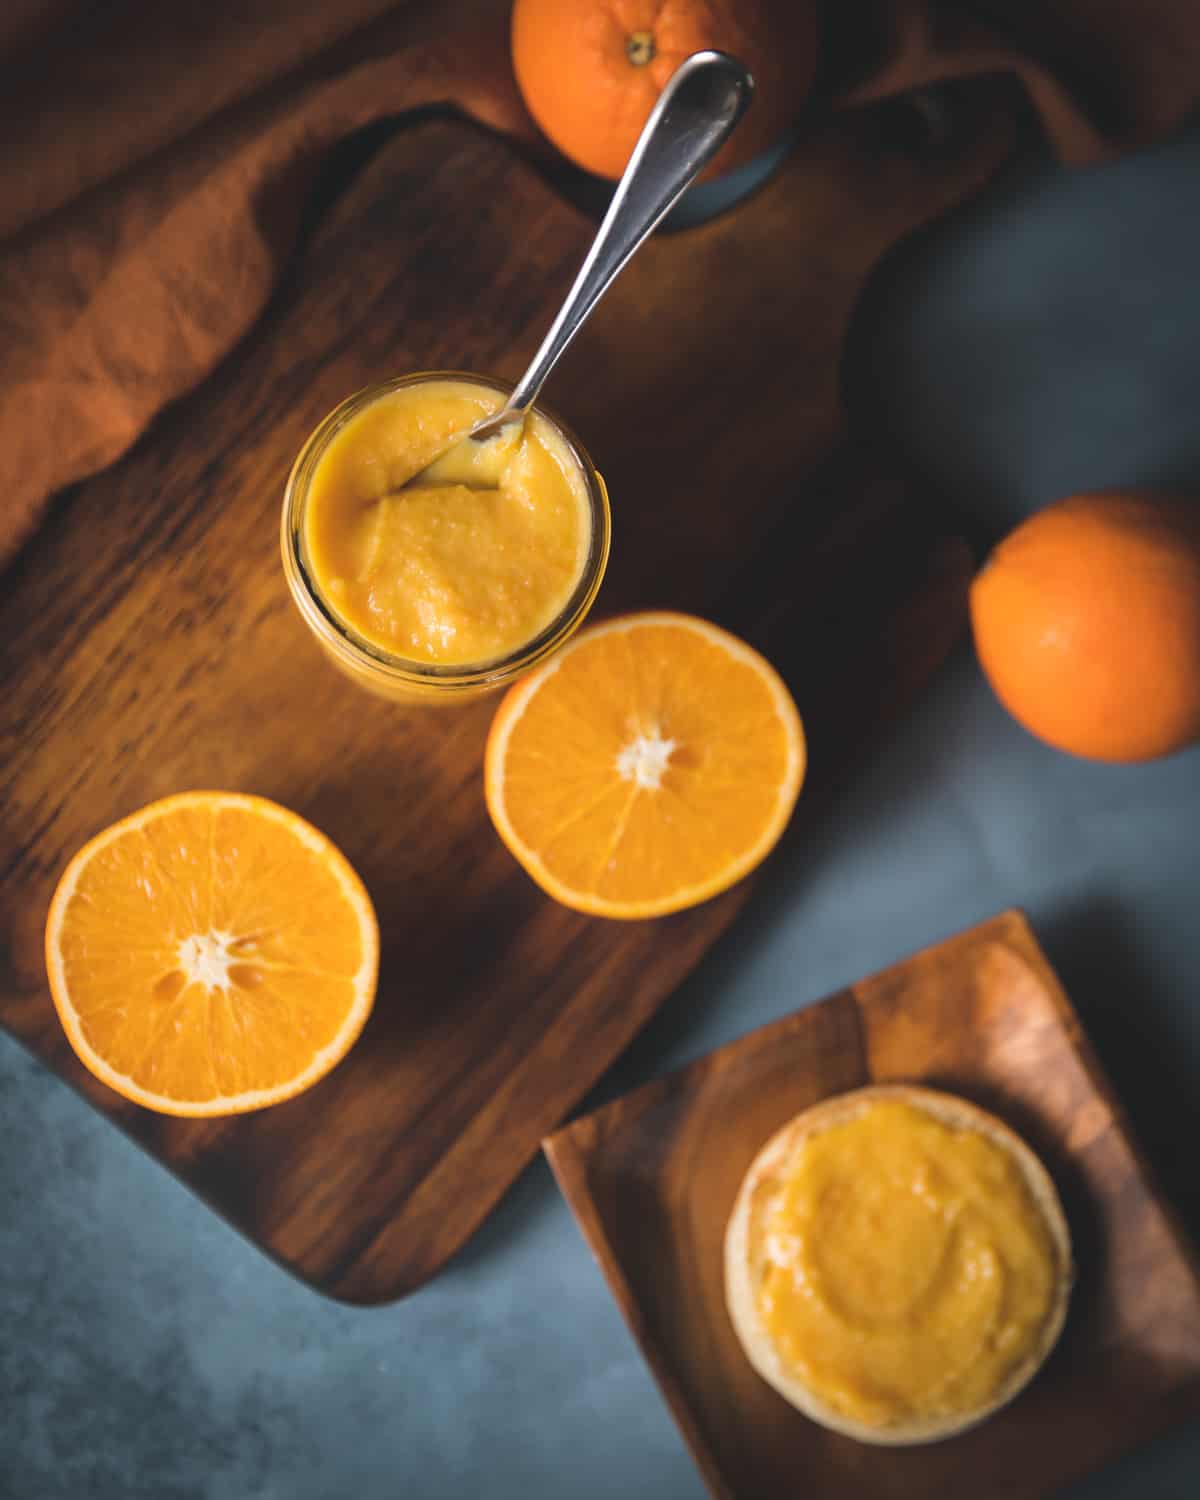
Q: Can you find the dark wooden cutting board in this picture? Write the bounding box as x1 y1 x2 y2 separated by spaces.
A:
0 98 1015 1302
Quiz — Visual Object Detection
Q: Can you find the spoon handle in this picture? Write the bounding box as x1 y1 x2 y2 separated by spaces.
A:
505 50 754 420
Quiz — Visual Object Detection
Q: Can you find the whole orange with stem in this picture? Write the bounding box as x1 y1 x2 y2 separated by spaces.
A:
510 0 818 181
969 491 1200 763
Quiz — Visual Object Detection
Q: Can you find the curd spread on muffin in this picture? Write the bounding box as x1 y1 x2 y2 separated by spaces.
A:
747 1097 1064 1429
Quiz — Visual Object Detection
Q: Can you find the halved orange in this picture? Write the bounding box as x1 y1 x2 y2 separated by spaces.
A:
44 792 378 1116
485 612 805 918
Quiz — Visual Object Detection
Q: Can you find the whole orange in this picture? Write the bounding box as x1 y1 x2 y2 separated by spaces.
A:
969 492 1200 763
510 0 817 181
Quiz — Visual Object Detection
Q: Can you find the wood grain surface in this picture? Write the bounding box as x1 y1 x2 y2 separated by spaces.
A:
545 911 1200 1500
1 100 1015 1302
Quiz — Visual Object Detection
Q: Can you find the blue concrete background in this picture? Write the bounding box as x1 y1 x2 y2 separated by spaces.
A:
4 112 1200 1498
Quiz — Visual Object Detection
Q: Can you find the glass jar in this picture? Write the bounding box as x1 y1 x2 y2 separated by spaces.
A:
281 372 610 703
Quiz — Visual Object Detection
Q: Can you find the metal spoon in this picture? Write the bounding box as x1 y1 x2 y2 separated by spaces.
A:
404 49 754 489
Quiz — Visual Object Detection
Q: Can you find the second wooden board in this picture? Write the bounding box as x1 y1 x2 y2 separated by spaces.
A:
545 911 1200 1499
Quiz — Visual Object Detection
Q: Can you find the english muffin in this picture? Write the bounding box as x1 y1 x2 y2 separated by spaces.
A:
724 1084 1073 1445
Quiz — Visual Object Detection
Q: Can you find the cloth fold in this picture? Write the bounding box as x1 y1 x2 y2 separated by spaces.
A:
2 0 1198 568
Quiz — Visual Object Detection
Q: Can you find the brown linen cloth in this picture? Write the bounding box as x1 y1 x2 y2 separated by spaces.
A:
2 0 1199 570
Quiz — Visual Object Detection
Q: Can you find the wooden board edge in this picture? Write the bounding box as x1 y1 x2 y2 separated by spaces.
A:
325 900 757 1303
995 907 1200 1297
541 911 1027 1167
849 906 1033 1002
542 1131 737 1500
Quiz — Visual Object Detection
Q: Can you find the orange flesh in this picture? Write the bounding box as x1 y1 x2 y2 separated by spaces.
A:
488 615 804 914
48 796 375 1110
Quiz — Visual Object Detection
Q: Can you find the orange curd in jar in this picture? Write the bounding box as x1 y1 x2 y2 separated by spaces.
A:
282 373 608 701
